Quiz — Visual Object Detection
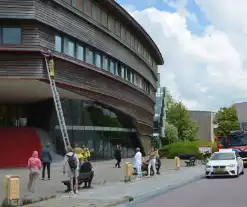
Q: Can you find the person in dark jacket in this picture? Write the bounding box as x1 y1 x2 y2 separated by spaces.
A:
80 158 94 188
40 143 52 180
114 145 121 168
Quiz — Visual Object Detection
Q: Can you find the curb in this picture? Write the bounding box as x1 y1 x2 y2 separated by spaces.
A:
104 196 134 207
123 173 205 206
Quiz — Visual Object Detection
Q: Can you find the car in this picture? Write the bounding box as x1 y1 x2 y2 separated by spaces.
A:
205 149 244 178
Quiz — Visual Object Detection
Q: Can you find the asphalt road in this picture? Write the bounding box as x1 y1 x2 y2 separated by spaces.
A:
131 173 247 207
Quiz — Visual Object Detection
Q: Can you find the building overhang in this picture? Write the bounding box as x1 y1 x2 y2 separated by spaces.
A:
0 79 90 104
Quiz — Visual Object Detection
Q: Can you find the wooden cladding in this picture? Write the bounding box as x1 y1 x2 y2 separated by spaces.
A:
0 52 44 77
34 0 157 88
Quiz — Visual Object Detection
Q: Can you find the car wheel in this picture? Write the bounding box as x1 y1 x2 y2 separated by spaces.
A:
235 168 240 177
241 168 244 175
206 175 210 179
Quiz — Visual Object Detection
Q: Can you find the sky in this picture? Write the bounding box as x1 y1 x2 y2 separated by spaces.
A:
116 0 247 111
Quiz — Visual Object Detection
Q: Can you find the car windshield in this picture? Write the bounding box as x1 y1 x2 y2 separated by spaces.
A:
210 153 235 160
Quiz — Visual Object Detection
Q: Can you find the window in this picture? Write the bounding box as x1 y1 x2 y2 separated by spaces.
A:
130 34 134 47
1 28 21 44
126 68 131 82
116 63 121 76
92 1 97 20
101 10 108 28
109 60 116 74
84 0 92 17
108 16 115 32
130 70 133 83
136 75 140 87
115 20 120 36
120 25 125 40
121 65 125 79
103 56 108 71
63 37 75 57
71 0 76 7
85 48 93 64
55 36 62 52
95 53 102 68
134 38 138 51
126 30 130 44
139 77 143 89
137 41 141 53
76 44 84 61
93 3 101 23
76 0 83 11
133 73 137 86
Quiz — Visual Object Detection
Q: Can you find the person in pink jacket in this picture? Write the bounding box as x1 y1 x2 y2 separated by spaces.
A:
27 151 42 192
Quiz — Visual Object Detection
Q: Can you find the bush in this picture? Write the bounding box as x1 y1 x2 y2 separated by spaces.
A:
159 140 217 159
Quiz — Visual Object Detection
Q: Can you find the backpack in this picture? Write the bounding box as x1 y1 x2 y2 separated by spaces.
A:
67 153 77 170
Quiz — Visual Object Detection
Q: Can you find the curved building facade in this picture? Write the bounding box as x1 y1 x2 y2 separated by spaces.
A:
0 0 163 158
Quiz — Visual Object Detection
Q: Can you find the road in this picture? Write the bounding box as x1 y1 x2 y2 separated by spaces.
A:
131 173 247 207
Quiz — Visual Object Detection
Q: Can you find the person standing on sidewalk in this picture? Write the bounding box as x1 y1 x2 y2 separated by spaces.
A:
41 143 52 180
114 145 121 168
134 147 142 180
27 151 42 192
63 147 79 195
147 146 157 177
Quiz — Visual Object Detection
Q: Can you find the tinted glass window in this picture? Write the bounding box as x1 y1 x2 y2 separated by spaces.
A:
109 60 115 74
76 44 84 61
85 48 93 64
63 37 75 57
95 53 101 68
211 153 235 160
121 66 125 79
103 56 108 71
2 28 21 44
55 36 62 52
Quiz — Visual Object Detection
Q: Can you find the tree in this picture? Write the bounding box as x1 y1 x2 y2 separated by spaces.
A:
166 101 198 141
162 121 178 144
214 106 239 136
166 90 175 110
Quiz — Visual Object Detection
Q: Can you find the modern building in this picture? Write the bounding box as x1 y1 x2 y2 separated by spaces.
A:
0 0 163 166
188 110 215 142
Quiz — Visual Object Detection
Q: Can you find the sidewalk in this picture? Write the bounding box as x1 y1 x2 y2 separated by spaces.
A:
25 165 204 207
0 158 175 203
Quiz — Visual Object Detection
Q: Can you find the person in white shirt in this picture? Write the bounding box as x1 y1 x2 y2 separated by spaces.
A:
63 147 80 194
134 147 142 180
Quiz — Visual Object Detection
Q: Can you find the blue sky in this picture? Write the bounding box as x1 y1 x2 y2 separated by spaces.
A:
116 0 210 35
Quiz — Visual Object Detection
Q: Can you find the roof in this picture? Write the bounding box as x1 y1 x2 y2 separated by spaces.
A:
98 0 164 65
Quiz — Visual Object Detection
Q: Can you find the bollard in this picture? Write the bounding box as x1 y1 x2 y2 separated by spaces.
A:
124 162 133 182
4 175 20 205
174 156 180 170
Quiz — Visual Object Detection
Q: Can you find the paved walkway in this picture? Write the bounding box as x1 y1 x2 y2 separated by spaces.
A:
0 158 176 203
25 165 204 207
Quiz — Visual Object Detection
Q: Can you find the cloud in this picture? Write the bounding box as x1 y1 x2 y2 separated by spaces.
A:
126 3 247 111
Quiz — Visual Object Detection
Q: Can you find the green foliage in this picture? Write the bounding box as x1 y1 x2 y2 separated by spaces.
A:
166 90 175 110
159 140 217 159
161 122 178 144
214 106 239 136
166 101 198 141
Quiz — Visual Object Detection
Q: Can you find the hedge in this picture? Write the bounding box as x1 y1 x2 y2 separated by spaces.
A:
159 140 218 159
